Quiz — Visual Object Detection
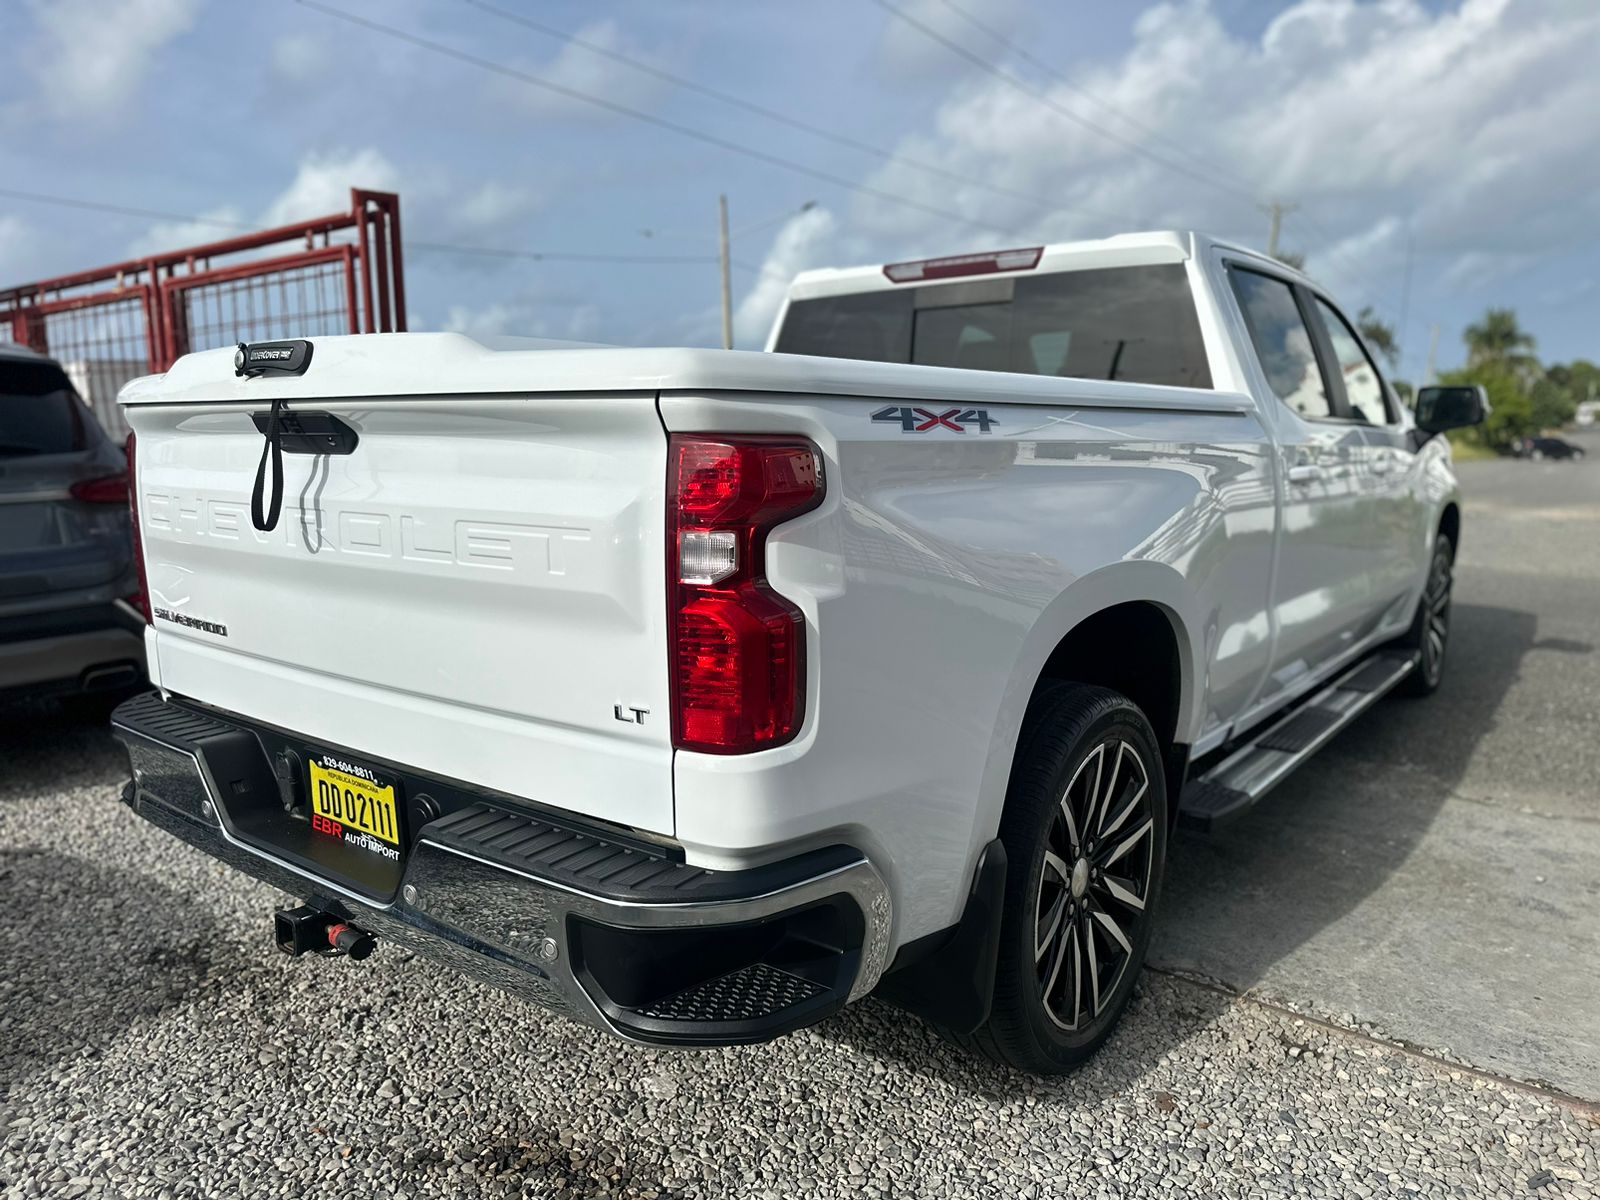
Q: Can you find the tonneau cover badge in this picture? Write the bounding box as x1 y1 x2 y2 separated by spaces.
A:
235 339 314 379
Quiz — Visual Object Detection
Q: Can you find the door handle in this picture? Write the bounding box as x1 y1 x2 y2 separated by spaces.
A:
1287 464 1322 485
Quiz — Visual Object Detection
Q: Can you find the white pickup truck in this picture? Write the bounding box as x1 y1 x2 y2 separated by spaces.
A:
111 231 1484 1073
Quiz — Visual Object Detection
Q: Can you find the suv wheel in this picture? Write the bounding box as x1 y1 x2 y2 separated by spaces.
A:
962 683 1167 1073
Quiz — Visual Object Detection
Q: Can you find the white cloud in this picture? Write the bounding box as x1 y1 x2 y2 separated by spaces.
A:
444 297 606 344
126 206 245 258
853 0 1600 314
734 207 841 347
26 0 202 120
444 302 513 339
117 147 541 276
119 148 401 259
455 181 543 235
487 20 668 120
1439 248 1539 292
261 148 401 227
268 33 336 84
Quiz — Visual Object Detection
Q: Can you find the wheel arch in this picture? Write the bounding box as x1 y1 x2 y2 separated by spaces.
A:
1033 602 1184 752
1438 500 1461 553
971 563 1201 858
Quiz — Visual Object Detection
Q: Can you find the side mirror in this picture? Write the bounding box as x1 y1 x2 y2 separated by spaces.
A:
1415 385 1489 434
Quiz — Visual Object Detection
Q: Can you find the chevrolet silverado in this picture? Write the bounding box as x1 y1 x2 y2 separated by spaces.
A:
110 231 1483 1073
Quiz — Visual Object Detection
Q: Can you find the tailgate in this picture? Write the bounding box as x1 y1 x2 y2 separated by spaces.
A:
126 391 672 835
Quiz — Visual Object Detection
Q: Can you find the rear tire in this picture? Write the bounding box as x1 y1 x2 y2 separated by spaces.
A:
1400 534 1454 697
960 683 1167 1074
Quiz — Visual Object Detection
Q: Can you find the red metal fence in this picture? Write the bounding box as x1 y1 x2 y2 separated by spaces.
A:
0 189 405 435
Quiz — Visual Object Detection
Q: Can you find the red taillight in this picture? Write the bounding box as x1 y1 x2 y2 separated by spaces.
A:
882 246 1043 283
668 435 823 754
125 433 152 624
69 472 130 504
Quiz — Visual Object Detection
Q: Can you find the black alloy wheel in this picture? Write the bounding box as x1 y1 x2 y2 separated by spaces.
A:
963 683 1167 1073
1402 534 1453 696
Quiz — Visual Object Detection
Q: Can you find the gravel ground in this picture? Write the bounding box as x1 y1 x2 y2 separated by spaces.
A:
3 706 1598 1199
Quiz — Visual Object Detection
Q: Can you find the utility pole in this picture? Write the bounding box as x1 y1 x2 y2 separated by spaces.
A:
1259 200 1297 259
718 194 733 351
1425 323 1440 385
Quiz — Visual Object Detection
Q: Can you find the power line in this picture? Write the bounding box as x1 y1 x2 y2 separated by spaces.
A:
0 186 254 232
294 0 1028 238
0 186 744 268
458 0 1106 224
871 0 1260 208
733 200 817 241
902 0 1395 312
933 0 1250 196
1270 206 1395 315
877 0 1396 319
408 239 722 266
640 199 817 245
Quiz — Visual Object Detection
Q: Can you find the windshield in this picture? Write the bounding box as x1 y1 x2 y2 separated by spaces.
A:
773 263 1212 389
0 359 91 457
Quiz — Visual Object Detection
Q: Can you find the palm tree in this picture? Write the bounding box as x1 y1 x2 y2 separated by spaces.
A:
1464 309 1536 370
1356 306 1400 370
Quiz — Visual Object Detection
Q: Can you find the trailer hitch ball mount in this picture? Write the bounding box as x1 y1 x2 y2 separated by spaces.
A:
274 904 376 961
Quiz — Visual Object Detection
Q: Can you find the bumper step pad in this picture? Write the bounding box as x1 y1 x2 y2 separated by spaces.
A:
638 962 825 1023
112 689 235 749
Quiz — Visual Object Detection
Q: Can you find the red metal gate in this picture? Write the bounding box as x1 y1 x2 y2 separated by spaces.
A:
0 189 404 435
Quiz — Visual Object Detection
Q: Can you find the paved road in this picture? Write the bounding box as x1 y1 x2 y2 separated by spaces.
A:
1154 438 1600 1101
3 445 1598 1199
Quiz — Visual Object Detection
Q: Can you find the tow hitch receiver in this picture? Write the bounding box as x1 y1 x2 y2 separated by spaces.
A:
274 904 376 961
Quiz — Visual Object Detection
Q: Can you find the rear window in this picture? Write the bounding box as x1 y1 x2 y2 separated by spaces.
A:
1 360 90 457
773 264 1211 389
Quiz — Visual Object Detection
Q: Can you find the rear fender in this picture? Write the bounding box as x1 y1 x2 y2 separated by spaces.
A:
970 562 1198 859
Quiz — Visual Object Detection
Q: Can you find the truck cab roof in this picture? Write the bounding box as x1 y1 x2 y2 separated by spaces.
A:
778 230 1307 306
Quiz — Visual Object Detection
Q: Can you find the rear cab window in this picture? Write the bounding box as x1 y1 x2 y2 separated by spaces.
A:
1 359 91 457
774 264 1212 389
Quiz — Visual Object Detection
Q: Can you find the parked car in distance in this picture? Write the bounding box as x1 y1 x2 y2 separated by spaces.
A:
1514 435 1585 460
1 344 145 704
110 231 1481 1075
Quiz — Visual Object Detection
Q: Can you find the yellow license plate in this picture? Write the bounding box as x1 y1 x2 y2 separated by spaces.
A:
308 756 401 855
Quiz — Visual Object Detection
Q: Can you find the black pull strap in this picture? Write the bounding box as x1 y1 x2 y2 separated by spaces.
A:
252 394 285 532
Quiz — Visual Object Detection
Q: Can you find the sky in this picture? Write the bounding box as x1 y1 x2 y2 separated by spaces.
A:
1 0 1596 385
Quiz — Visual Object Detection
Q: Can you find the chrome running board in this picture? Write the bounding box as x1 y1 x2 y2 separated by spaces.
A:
1178 649 1417 832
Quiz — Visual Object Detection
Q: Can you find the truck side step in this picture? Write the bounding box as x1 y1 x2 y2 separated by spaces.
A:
1178 649 1417 832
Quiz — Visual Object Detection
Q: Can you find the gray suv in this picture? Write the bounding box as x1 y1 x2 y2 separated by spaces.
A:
1 344 145 701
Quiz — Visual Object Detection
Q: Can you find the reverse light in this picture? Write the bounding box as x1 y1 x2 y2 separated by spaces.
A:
678 529 739 586
882 246 1044 284
668 435 824 754
125 433 152 624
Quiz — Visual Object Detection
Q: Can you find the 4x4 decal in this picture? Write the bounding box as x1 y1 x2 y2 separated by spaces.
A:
872 405 997 433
